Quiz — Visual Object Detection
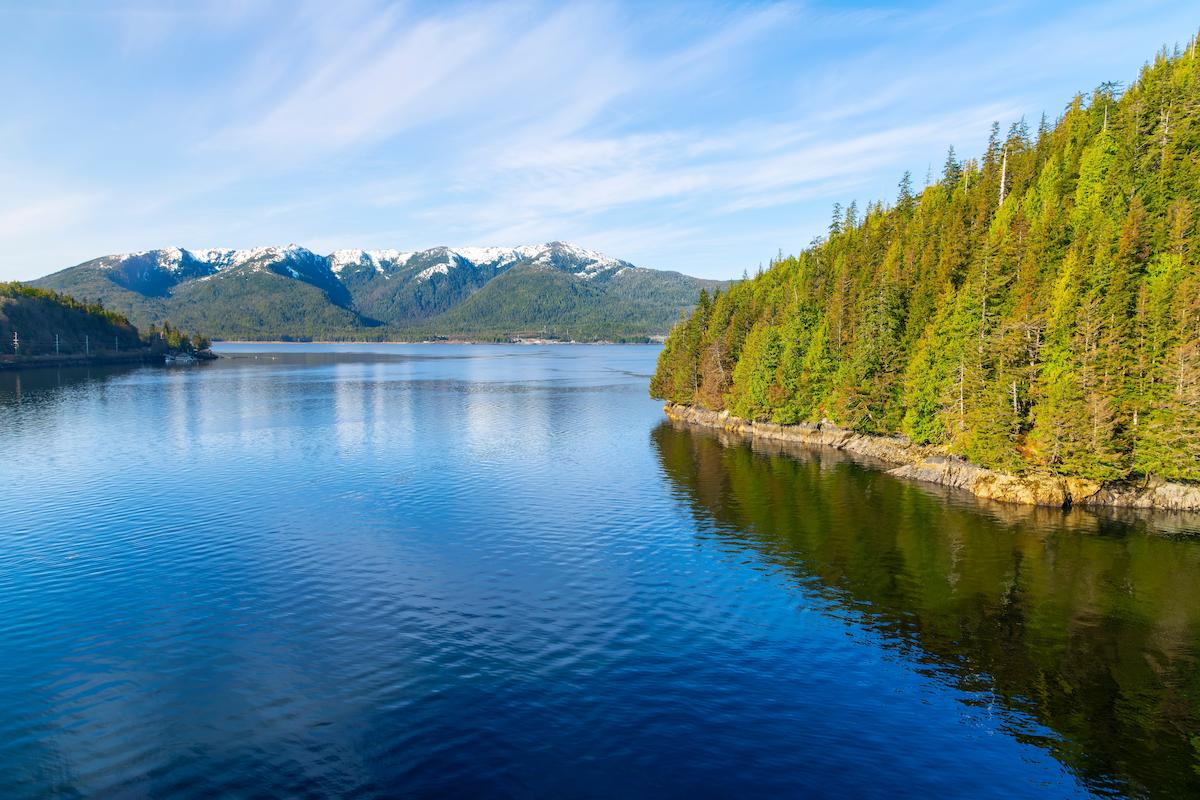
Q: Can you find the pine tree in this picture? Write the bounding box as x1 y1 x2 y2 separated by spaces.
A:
942 147 962 189
652 39 1200 483
898 171 916 212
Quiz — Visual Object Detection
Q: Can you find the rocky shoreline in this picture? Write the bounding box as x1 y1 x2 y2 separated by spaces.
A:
663 403 1200 512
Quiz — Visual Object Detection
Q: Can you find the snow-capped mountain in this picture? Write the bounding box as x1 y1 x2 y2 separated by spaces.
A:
90 242 632 281
31 242 725 341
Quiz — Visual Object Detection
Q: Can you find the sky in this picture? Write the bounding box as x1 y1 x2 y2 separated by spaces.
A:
0 1 1196 281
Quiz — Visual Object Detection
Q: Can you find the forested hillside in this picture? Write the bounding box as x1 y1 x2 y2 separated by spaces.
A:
0 282 207 361
32 243 725 342
653 37 1200 483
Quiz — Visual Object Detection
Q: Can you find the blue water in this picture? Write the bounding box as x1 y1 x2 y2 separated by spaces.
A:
1 344 1195 798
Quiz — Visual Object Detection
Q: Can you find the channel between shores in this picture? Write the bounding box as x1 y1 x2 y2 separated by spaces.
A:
663 402 1200 512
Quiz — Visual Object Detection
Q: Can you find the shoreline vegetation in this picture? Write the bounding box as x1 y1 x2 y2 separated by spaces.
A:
665 403 1200 511
653 37 1200 509
1 282 214 370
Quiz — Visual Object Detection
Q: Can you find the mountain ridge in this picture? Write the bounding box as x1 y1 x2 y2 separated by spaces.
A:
32 241 724 342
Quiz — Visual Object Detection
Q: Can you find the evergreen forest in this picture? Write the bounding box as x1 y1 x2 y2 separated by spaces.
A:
0 282 209 360
652 37 1200 483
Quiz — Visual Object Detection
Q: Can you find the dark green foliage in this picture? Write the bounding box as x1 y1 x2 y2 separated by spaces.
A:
0 282 207 358
653 35 1200 483
31 246 725 342
397 265 721 342
652 421 1200 798
163 272 364 341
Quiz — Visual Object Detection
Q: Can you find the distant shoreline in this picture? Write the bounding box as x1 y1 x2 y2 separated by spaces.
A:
212 339 666 346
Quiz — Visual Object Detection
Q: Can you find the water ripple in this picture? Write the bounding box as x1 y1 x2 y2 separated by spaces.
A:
0 345 1187 798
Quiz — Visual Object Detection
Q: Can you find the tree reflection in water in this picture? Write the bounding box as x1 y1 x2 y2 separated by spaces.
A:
652 420 1200 798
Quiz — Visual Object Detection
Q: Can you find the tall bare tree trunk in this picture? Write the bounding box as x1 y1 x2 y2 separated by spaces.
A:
998 148 1008 208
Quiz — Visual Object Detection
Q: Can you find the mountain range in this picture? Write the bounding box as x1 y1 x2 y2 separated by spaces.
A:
30 242 726 341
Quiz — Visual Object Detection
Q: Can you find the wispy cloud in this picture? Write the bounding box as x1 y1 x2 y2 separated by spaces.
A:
0 193 97 239
203 3 637 161
0 0 1195 280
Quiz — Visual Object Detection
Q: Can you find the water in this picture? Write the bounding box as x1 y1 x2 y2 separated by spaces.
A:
1 344 1197 798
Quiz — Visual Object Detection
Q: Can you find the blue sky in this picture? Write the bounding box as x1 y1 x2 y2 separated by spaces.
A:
0 0 1195 281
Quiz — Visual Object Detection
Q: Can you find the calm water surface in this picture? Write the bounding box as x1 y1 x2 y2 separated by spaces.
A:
2 344 1199 798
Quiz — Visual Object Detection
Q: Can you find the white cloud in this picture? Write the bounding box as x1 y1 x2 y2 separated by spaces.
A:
1 0 1195 281
0 193 98 240
203 2 638 162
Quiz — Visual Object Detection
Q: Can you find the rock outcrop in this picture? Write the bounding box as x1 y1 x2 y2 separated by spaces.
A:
663 403 1200 511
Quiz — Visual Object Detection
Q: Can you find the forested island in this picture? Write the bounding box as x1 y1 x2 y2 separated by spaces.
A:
0 282 211 369
653 37 1200 509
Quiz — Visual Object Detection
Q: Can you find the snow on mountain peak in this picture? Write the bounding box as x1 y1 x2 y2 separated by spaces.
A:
93 241 631 282
329 248 414 275
527 241 624 278
157 247 185 268
100 247 181 270
174 245 316 272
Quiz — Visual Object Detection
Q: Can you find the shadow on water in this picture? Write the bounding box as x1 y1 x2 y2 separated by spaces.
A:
0 363 151 408
652 420 1200 799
